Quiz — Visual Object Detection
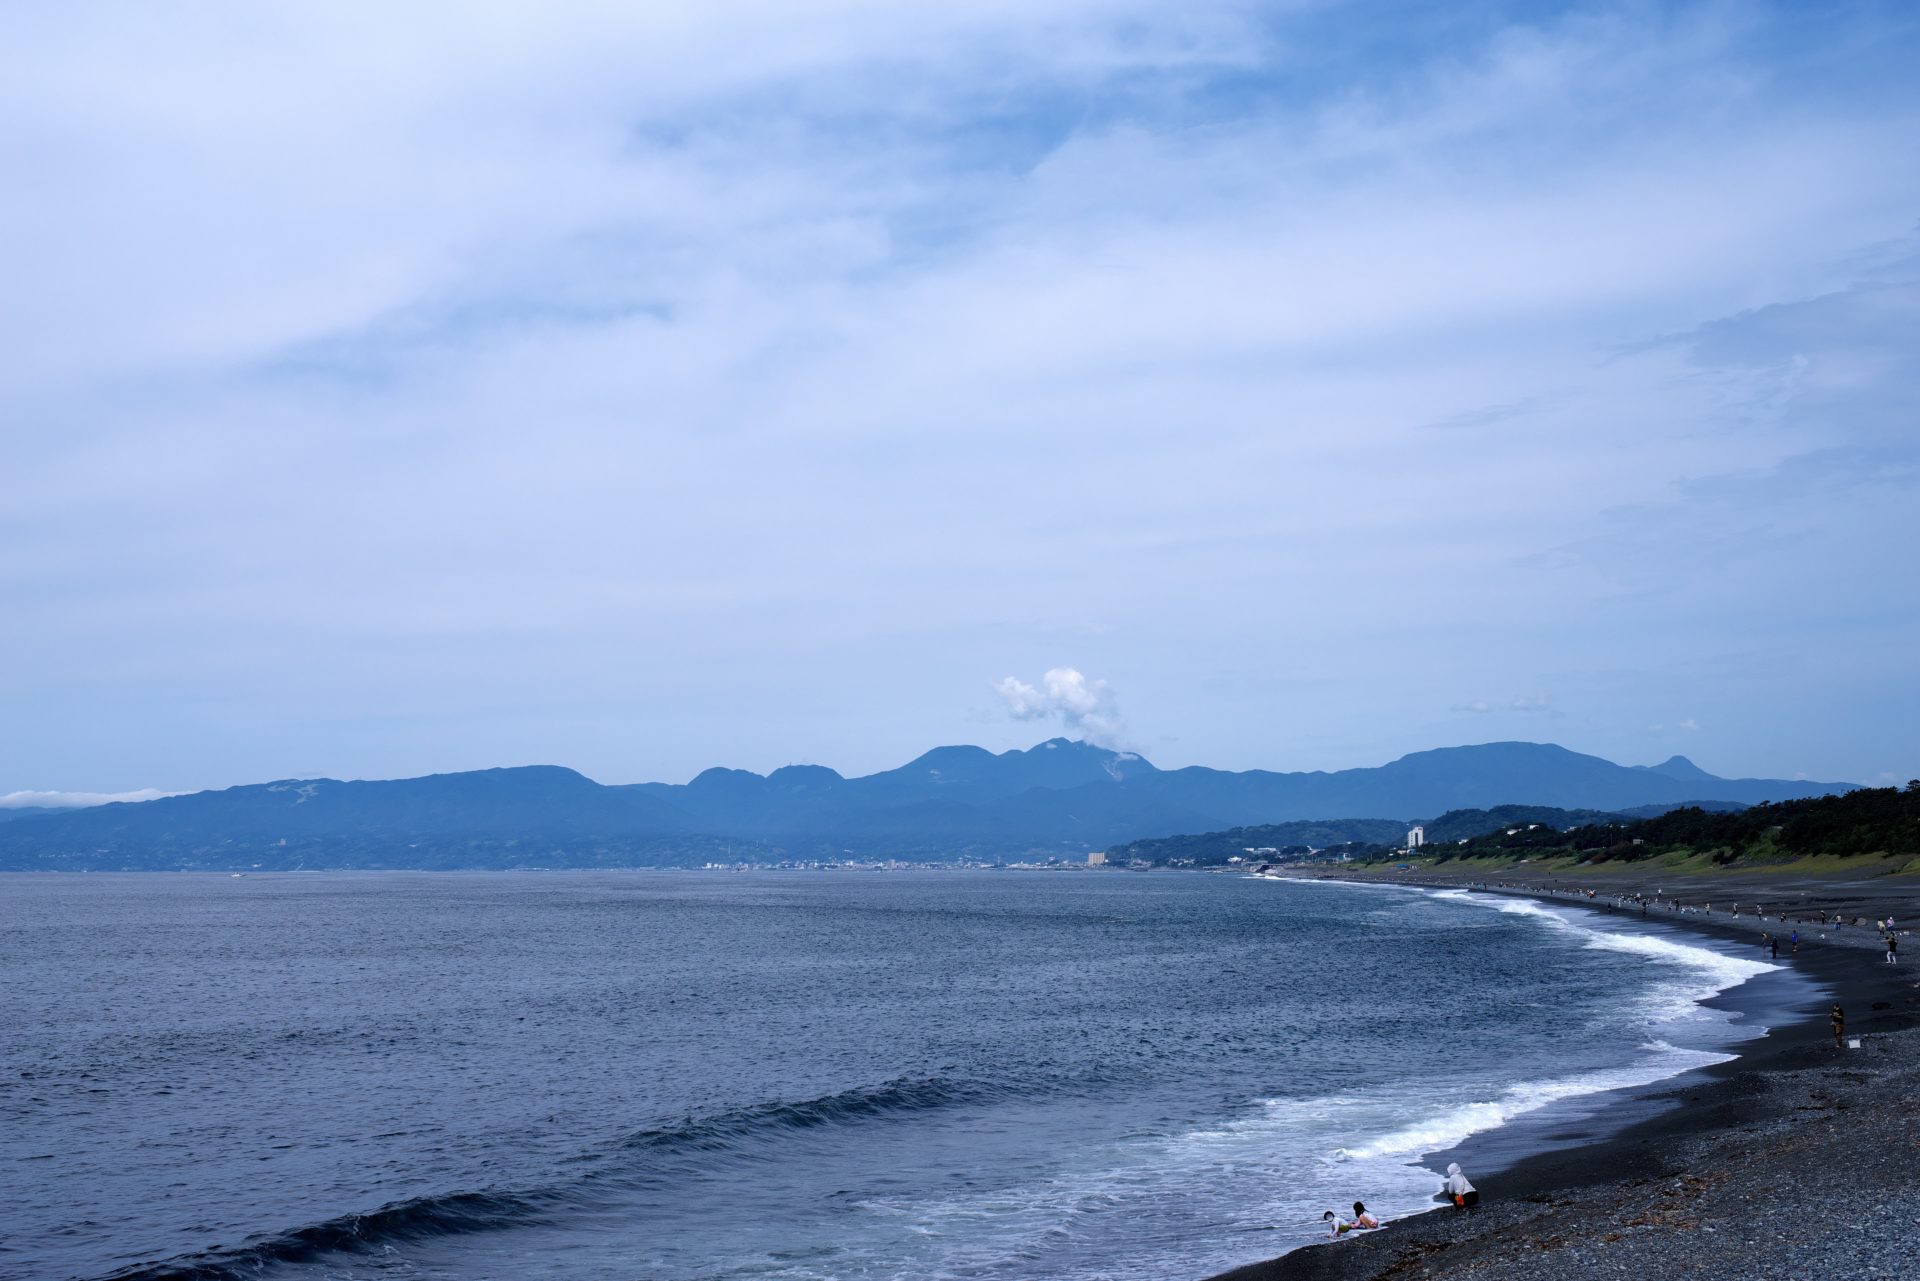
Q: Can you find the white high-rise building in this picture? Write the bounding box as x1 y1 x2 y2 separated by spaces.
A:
1407 826 1426 849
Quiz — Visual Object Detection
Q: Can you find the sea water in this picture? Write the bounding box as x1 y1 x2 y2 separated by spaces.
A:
0 871 1800 1281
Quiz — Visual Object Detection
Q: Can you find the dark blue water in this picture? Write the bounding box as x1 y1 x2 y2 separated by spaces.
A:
1 872 1791 1281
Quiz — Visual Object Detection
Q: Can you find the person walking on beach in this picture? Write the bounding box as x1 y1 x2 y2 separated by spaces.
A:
1768 933 1778 960
1831 1003 1846 1049
1888 932 1899 964
1791 929 1799 954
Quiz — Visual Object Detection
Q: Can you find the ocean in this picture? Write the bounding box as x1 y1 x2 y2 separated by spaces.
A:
1 871 1802 1281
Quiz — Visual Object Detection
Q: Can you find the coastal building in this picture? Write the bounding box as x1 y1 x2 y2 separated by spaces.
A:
1407 825 1425 849
1088 851 1106 866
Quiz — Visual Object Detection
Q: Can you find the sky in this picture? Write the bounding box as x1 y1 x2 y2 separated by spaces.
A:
4 0 1918 800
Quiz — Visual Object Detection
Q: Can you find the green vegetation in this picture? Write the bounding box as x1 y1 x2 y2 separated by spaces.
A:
1106 805 1642 866
1104 819 1407 866
1423 783 1920 868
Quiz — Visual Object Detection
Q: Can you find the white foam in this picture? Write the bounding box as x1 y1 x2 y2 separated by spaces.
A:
825 883 1784 1281
1330 1039 1732 1161
1250 875 1427 895
1427 888 1779 998
1580 927 1773 989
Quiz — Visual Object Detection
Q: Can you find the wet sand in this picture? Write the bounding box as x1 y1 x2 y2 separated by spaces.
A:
1206 865 1920 1281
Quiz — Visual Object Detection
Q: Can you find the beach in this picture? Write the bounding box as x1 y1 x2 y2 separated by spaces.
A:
1209 865 1920 1280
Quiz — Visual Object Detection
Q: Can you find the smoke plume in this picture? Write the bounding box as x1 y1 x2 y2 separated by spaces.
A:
993 667 1127 749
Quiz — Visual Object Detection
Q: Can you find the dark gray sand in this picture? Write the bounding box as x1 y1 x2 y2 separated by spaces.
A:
1208 869 1920 1281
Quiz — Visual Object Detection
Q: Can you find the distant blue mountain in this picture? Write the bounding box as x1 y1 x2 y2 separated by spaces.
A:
0 740 1855 870
1632 755 1720 784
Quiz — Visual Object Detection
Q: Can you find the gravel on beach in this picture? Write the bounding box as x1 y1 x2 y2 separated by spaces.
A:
1209 868 1920 1281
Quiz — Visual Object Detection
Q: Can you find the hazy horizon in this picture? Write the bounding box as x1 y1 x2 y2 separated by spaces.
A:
7 2 1918 795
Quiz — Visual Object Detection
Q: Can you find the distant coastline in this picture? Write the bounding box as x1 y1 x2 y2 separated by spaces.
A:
0 738 1857 872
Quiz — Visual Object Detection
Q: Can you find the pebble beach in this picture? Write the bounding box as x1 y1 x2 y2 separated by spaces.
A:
1210 866 1920 1281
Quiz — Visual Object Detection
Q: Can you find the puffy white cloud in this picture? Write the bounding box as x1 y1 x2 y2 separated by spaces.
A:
995 667 1126 748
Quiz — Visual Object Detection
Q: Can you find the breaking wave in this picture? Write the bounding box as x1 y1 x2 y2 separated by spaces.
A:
99 1075 1002 1281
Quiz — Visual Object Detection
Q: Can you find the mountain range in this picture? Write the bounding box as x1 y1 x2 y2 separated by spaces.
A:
0 740 1855 870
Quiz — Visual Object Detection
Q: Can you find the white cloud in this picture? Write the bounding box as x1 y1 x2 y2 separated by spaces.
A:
0 2 1914 787
1455 695 1556 716
995 667 1126 748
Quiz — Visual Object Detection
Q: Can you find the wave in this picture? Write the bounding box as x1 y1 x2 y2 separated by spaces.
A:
1579 927 1774 990
613 1074 1001 1155
1330 1039 1732 1161
97 1075 997 1281
1430 889 1778 998
98 1189 566 1281
1277 887 1776 1180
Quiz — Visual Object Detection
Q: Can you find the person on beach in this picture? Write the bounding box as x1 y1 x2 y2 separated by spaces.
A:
1352 1201 1381 1229
1831 1003 1846 1049
1322 1210 1355 1237
1791 929 1799 954
1888 933 1899 964
1444 1162 1478 1209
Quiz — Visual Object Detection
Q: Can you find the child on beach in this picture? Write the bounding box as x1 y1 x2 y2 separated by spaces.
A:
1351 1201 1380 1229
1322 1210 1355 1236
1443 1163 1478 1209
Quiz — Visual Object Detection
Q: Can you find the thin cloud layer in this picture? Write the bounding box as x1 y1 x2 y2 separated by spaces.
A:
2 2 1917 790
0 789 179 810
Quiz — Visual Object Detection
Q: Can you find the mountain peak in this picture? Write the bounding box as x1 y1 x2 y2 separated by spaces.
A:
1640 754 1718 782
1023 737 1102 753
767 764 844 789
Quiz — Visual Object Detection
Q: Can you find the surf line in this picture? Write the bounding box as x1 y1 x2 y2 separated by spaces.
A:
1261 876 1784 1161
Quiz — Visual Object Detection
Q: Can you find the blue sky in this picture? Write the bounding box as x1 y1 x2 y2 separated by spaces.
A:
4 0 1917 799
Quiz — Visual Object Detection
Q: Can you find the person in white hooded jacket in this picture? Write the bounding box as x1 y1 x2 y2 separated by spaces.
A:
1444 1162 1478 1209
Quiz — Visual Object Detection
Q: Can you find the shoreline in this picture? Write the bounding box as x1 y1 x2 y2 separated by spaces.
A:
1207 867 1920 1280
